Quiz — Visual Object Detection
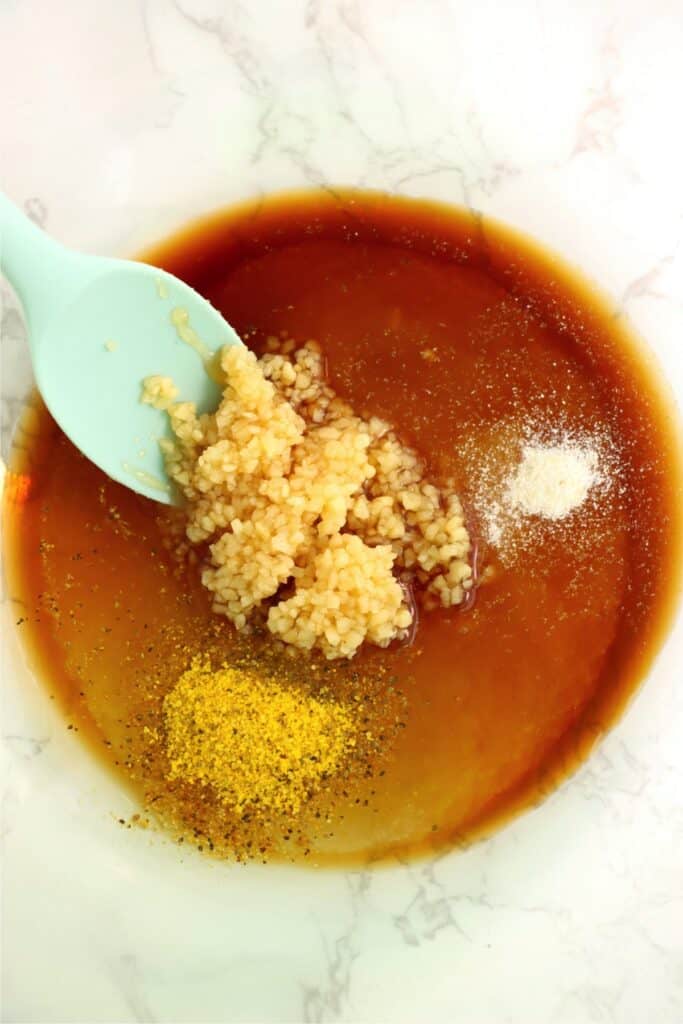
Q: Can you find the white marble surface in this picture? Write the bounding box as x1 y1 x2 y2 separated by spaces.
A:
2 1 683 1021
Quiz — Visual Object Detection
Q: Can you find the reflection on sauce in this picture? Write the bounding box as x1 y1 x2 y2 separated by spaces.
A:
3 189 682 865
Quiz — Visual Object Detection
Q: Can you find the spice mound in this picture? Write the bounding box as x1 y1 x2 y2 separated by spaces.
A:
143 337 472 658
505 443 602 520
465 422 612 559
164 657 355 817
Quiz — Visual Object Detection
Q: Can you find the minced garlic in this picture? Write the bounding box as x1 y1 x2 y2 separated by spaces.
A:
143 337 472 659
268 533 412 659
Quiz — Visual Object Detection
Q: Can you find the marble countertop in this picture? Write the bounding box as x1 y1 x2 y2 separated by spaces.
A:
1 1 682 1022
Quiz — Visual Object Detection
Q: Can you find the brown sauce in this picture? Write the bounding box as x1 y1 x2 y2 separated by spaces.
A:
4 189 682 866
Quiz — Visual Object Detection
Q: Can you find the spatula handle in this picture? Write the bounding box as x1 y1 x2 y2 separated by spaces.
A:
0 192 83 338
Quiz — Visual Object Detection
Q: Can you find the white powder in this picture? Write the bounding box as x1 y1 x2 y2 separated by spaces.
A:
505 444 601 519
471 425 615 558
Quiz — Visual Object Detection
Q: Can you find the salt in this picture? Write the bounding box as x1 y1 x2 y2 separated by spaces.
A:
505 444 601 520
472 426 614 558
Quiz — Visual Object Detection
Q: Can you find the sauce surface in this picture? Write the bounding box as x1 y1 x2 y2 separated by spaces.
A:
4 189 682 865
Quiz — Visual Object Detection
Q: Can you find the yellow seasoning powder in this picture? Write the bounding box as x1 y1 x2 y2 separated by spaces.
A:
163 657 356 818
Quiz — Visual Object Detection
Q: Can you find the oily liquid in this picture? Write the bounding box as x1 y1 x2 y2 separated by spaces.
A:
4 190 682 865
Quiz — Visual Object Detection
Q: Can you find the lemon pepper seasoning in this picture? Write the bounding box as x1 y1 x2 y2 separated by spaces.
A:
163 657 356 817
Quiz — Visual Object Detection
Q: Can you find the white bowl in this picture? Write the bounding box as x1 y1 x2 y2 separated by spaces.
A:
2 2 682 1021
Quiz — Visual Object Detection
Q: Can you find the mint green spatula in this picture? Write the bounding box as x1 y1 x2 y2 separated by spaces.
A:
0 192 243 503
